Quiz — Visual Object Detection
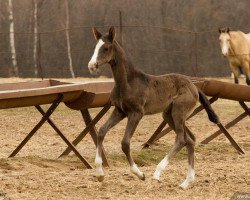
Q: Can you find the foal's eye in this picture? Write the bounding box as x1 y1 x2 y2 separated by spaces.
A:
104 47 108 52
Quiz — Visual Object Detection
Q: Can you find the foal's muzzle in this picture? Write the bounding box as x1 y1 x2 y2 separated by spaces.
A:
88 62 99 74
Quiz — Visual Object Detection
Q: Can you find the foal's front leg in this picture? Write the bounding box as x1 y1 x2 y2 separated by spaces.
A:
121 112 145 180
95 107 125 181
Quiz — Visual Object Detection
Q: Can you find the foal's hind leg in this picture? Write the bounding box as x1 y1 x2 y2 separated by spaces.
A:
153 94 197 189
153 105 187 181
95 107 125 181
179 127 195 189
122 112 144 180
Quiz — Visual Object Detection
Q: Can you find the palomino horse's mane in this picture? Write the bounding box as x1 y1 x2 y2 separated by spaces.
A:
228 31 248 56
228 33 237 56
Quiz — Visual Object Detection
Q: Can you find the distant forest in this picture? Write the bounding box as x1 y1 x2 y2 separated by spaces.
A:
0 0 250 78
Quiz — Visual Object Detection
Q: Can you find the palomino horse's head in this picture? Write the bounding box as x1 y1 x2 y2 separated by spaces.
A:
88 26 116 75
219 27 231 57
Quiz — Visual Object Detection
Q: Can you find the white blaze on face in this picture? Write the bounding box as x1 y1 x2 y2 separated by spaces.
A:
221 38 229 56
220 33 230 56
88 39 105 66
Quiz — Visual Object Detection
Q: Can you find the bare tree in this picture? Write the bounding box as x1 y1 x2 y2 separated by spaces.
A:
65 0 75 78
33 0 38 77
8 0 18 76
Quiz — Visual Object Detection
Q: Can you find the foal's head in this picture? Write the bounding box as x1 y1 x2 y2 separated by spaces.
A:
218 27 231 56
88 26 116 74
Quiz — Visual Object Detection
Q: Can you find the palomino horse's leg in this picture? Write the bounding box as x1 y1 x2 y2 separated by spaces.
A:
241 61 250 85
179 127 196 190
229 63 239 84
246 76 250 85
95 107 125 181
121 112 144 180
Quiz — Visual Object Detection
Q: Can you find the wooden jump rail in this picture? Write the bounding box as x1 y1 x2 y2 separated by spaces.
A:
0 78 248 170
60 78 249 156
143 79 250 155
0 80 114 169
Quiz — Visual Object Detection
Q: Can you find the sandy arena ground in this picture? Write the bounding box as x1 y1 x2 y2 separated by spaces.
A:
0 77 249 200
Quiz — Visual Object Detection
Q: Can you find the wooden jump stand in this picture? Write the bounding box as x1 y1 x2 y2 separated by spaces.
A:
143 96 249 155
9 79 247 169
9 93 111 169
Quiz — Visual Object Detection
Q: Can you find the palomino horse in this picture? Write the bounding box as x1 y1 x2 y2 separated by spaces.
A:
219 27 250 85
88 27 219 189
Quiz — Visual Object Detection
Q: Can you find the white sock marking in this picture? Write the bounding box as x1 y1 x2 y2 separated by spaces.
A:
95 148 104 177
153 156 169 180
130 164 144 178
180 165 195 189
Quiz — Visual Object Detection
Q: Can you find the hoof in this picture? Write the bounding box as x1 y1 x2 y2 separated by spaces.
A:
96 175 105 182
180 184 189 190
153 171 160 181
152 177 161 183
179 183 188 190
179 180 194 190
140 173 146 181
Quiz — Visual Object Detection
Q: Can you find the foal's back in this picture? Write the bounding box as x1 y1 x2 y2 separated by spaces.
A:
142 73 198 115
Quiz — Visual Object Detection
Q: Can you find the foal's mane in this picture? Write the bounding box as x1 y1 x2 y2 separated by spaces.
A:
111 39 154 79
112 39 139 72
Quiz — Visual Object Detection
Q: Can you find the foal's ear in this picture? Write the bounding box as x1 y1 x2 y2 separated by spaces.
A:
92 27 102 40
108 26 116 42
226 27 230 33
218 28 222 33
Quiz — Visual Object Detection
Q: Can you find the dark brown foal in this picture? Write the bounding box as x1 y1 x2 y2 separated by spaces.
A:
88 26 219 189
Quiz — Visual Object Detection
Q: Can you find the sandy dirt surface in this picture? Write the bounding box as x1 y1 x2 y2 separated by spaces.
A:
0 77 249 200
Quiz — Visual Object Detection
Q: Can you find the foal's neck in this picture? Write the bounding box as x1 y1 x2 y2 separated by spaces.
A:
109 40 136 96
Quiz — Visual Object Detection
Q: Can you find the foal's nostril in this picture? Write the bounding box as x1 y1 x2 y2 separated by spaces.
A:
88 62 98 71
88 62 100 75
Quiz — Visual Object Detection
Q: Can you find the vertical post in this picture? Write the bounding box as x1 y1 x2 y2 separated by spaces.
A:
194 32 198 76
119 10 123 45
33 0 38 78
37 33 43 80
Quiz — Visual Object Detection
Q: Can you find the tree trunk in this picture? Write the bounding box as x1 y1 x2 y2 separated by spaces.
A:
65 0 75 78
8 0 18 76
33 0 38 77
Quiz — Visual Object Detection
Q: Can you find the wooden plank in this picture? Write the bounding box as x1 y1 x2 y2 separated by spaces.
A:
142 121 166 148
201 101 249 144
216 123 245 154
143 96 218 147
9 94 63 157
239 101 250 116
35 105 92 169
81 109 109 167
59 104 111 157
201 112 248 144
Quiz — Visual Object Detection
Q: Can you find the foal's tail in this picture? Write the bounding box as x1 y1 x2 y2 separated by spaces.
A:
198 90 220 124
